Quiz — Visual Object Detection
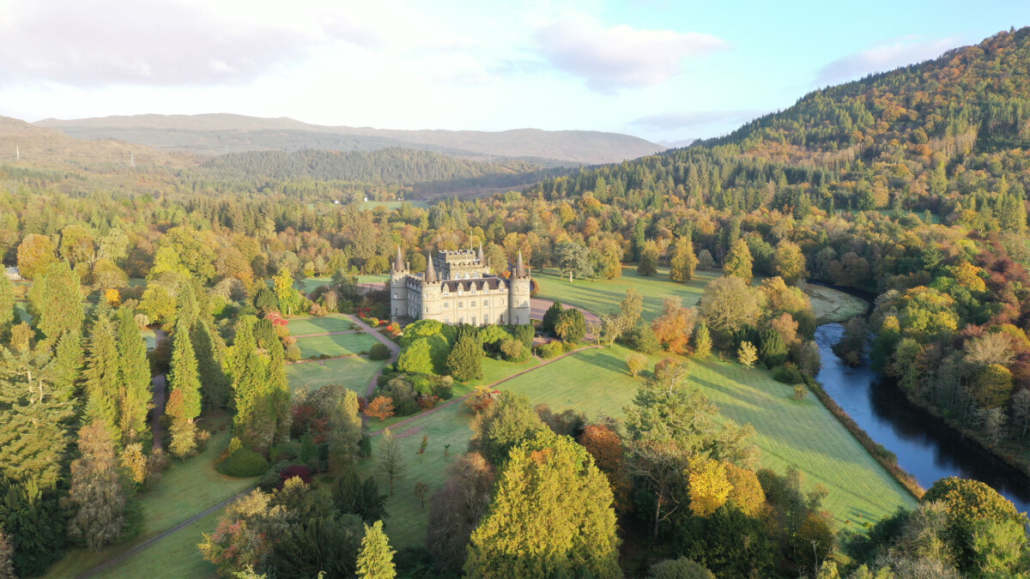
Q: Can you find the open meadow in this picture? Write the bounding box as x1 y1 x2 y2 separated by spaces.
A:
286 356 386 395
295 332 379 359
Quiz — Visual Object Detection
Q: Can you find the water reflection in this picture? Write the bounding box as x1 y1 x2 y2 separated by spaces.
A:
815 324 1030 514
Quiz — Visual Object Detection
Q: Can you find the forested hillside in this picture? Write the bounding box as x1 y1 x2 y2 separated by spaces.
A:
201 148 568 191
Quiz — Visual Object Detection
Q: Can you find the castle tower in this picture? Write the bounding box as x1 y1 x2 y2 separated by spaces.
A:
390 246 408 322
421 254 442 320
508 250 531 325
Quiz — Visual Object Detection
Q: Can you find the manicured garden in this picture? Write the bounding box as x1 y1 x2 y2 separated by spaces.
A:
295 332 380 359
286 356 386 395
44 415 256 579
534 266 720 321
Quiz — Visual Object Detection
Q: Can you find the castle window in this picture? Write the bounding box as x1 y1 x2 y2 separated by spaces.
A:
470 301 475 307
483 300 489 306
458 302 463 308
444 303 449 308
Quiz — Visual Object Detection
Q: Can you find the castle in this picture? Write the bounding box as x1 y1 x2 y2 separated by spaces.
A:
390 246 532 326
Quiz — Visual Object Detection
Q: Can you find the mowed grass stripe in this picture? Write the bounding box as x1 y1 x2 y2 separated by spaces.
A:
286 314 358 336
534 266 719 322
295 332 379 359
287 356 386 395
97 511 222 579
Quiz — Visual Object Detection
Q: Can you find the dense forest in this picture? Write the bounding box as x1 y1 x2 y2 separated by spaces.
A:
2 26 1030 579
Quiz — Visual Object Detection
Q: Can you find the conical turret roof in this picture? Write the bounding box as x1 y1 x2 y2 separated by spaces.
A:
394 246 404 272
425 254 437 283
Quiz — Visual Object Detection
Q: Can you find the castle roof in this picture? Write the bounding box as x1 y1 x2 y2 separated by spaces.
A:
424 254 437 282
394 246 404 272
441 277 506 292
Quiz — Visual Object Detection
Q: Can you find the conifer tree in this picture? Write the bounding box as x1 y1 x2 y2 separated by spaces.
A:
82 310 122 447
447 334 483 382
116 307 152 444
66 420 126 551
0 273 14 342
0 528 13 579
465 429 621 578
266 335 291 443
229 317 274 448
28 260 84 344
168 318 202 457
0 471 66 576
670 237 699 283
356 520 397 579
376 429 406 496
542 300 563 336
49 329 83 401
723 239 754 284
192 318 228 409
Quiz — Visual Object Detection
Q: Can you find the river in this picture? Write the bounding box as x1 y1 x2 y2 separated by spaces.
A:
815 323 1030 514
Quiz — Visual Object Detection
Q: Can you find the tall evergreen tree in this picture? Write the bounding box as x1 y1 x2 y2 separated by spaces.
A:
82 310 122 447
267 336 291 444
48 329 83 401
116 307 151 444
192 318 228 410
28 260 84 344
465 429 621 579
229 317 274 448
447 334 483 382
0 274 14 343
356 520 397 579
168 317 202 457
66 420 126 551
0 472 66 577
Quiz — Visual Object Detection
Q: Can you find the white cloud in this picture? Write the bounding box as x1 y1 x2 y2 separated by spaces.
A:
534 15 727 93
815 36 964 86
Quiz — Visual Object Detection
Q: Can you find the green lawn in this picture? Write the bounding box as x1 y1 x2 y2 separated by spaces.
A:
806 284 868 323
497 346 917 527
287 314 358 336
45 415 256 579
534 266 720 321
295 333 380 359
286 356 386 396
359 402 474 548
360 344 916 550
98 510 222 579
14 301 30 323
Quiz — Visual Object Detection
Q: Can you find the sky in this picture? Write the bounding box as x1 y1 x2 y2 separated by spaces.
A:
0 0 1028 144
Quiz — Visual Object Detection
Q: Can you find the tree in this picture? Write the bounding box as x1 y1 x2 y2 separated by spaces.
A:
1013 389 1030 438
620 289 644 329
0 529 12 579
699 276 760 336
16 234 58 280
377 429 406 496
600 313 628 348
0 472 67 576
468 391 545 465
694 324 712 359
627 354 647 377
638 240 660 276
333 472 388 523
670 237 699 282
652 297 696 354
687 456 732 517
365 396 395 422
555 308 586 343
356 520 396 579
447 334 483 381
413 481 430 507
82 310 122 446
116 307 151 444
168 318 202 457
649 558 715 579
723 239 753 283
542 300 563 336
465 430 621 579
66 421 126 551
427 452 496 572
555 242 593 282
0 274 14 342
273 268 303 315
922 477 1024 572
28 260 84 343
199 489 290 576
973 364 1013 409
773 240 807 285
738 342 758 368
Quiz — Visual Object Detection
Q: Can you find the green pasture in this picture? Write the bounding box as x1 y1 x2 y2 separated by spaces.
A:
98 510 222 579
534 266 720 321
45 415 256 579
286 356 386 396
297 275 389 294
295 333 379 359
287 314 359 336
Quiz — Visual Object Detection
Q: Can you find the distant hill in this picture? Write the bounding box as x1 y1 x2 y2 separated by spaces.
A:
35 113 665 165
0 116 187 169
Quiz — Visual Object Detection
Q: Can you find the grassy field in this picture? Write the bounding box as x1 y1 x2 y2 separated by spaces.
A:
287 314 358 336
140 329 157 350
534 266 720 321
98 510 222 579
806 284 868 323
360 344 916 550
295 333 380 359
45 415 256 579
286 356 386 395
297 275 389 294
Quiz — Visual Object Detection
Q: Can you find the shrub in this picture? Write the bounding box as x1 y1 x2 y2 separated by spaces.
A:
626 354 647 377
285 343 302 361
793 384 808 401
278 465 313 487
538 341 564 359
217 447 270 478
772 363 804 385
500 338 525 361
369 343 391 360
269 443 298 464
738 341 758 368
434 378 454 400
